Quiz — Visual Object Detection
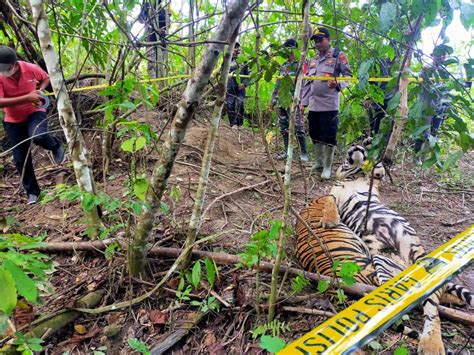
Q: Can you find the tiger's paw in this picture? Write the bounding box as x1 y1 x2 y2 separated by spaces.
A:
418 334 445 355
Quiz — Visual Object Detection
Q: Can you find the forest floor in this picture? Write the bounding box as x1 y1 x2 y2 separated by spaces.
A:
0 104 473 354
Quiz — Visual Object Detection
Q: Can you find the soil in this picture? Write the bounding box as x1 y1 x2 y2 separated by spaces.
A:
0 105 472 354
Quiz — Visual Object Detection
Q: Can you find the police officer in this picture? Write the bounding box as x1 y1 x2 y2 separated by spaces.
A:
270 38 308 161
226 42 249 128
414 44 452 165
301 27 352 179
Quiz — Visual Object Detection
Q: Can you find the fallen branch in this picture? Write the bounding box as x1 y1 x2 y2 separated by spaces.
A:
31 240 474 325
0 290 104 353
150 311 208 355
201 179 272 221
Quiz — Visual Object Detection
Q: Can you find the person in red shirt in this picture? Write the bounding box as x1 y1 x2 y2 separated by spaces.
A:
0 46 64 205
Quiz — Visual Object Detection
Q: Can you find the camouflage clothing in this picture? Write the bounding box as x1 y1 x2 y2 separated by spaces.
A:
271 59 298 106
226 57 249 126
271 59 307 155
301 47 352 112
415 62 451 152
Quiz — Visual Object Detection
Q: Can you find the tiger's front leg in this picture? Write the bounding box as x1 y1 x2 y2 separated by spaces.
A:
418 292 445 355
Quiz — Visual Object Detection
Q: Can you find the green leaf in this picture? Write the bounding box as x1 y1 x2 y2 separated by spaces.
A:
386 92 401 111
191 261 202 290
259 335 286 353
133 178 148 201
268 220 282 239
0 312 9 335
394 345 409 355
460 2 474 29
379 2 397 33
81 193 98 211
204 258 216 287
169 186 182 202
0 268 17 315
134 136 147 151
159 202 170 214
442 151 462 172
317 280 329 293
3 260 37 303
368 340 383 351
357 59 374 90
278 75 293 109
127 338 150 355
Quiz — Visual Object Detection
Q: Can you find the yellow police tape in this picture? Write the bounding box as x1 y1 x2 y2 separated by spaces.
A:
279 225 474 355
44 74 472 96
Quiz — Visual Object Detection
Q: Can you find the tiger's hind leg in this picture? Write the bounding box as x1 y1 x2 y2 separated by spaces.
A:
372 255 419 339
418 290 445 354
441 282 474 307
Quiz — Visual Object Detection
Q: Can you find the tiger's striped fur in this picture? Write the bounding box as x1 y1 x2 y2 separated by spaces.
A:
331 144 473 354
295 195 378 286
295 195 419 339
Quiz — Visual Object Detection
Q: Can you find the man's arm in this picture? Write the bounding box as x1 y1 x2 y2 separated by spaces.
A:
38 78 50 91
0 90 43 108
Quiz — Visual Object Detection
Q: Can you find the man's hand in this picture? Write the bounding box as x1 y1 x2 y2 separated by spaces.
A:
327 80 338 89
269 104 274 112
238 84 245 90
299 104 306 114
26 90 43 106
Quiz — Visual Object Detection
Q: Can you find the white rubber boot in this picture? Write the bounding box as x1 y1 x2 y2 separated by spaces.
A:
311 143 324 173
321 145 335 180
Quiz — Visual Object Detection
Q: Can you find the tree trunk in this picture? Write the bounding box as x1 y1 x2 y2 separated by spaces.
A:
383 15 423 165
187 0 196 74
268 0 310 321
182 27 240 269
29 0 101 232
128 0 249 277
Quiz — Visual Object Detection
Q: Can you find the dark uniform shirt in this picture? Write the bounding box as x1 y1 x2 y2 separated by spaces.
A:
301 47 352 112
271 59 298 106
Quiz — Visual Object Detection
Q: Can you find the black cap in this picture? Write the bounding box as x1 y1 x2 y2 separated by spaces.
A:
283 38 298 48
311 27 330 41
0 45 17 72
234 41 241 48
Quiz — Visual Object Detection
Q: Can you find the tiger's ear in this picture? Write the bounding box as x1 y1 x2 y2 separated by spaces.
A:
321 196 340 228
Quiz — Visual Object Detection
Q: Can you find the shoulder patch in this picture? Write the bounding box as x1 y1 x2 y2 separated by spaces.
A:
339 53 348 65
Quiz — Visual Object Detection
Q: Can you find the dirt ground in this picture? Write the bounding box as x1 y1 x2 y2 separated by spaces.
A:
0 108 473 354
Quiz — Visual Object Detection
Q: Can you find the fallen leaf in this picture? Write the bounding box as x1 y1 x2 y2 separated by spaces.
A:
203 333 216 347
208 343 226 355
74 324 87 335
149 309 167 325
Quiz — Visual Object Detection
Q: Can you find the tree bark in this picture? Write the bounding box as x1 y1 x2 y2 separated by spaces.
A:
383 15 423 165
29 0 102 231
128 0 249 277
182 26 240 269
187 0 196 74
268 0 310 321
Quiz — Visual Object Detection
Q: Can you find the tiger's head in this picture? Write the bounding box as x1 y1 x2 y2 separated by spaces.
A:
336 144 385 181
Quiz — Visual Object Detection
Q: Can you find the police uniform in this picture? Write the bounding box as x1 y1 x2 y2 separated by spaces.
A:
301 47 352 146
271 59 307 158
226 57 249 127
